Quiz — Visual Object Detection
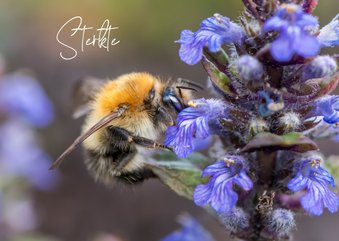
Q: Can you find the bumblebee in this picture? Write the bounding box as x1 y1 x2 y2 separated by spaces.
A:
51 72 200 184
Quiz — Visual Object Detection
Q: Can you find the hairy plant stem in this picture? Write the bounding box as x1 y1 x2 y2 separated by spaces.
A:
249 151 277 241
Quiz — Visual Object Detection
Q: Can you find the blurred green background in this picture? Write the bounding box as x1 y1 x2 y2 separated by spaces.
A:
0 1 338 241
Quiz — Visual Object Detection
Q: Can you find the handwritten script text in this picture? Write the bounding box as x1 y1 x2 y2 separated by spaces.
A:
56 16 120 60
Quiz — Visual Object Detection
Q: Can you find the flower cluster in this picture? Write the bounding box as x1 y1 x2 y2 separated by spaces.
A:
0 67 58 238
0 73 57 190
165 1 339 240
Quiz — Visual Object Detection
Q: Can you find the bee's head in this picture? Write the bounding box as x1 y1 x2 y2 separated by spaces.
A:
162 78 200 113
143 78 201 132
92 73 200 134
142 77 199 132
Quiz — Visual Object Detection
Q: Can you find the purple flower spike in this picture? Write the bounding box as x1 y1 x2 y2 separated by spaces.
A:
263 4 319 62
193 155 253 214
165 98 227 158
288 158 339 216
308 95 339 124
177 14 245 65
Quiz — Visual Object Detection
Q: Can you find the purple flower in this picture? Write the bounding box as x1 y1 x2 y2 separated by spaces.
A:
193 155 253 213
177 14 245 65
161 214 215 241
307 95 339 124
0 74 54 127
318 14 339 48
263 4 319 62
165 98 227 158
288 158 339 216
0 120 58 190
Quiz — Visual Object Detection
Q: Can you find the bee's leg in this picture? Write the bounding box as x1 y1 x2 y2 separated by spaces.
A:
107 126 171 151
106 126 171 174
105 126 136 174
132 136 172 151
106 126 136 149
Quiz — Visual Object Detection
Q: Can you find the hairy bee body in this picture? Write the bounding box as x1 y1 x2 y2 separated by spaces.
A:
77 72 193 184
84 131 155 184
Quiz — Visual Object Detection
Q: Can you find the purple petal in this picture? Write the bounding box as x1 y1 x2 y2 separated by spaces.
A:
298 14 318 27
210 181 237 213
288 173 308 192
310 95 339 124
201 160 227 177
294 33 320 58
318 14 339 48
263 16 287 32
300 182 325 216
177 30 204 65
233 171 253 191
323 191 339 213
194 183 212 206
270 34 294 62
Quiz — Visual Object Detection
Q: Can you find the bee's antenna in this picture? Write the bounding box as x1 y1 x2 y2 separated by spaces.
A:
176 86 198 92
49 105 128 170
178 78 204 90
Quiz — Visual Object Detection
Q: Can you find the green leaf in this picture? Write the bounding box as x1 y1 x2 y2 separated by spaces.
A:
9 234 57 241
241 132 319 153
147 152 211 200
201 57 236 98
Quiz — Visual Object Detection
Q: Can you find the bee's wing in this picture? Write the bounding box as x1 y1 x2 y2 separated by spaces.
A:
50 105 128 170
72 77 105 119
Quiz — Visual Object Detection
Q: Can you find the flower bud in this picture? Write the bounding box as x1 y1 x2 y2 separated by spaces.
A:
236 55 263 82
264 209 295 237
302 55 337 81
219 207 249 233
248 117 269 137
279 112 301 133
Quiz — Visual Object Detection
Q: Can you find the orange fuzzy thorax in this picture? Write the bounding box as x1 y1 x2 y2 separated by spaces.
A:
82 72 161 151
93 72 157 116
